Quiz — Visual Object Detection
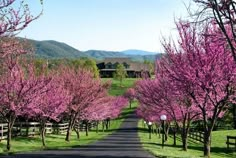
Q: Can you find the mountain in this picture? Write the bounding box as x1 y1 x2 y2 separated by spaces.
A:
84 50 127 59
29 39 88 58
28 39 162 61
84 50 161 61
122 49 156 56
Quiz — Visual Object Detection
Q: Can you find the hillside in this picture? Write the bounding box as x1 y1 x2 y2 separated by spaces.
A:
122 49 156 55
29 40 88 58
29 39 162 61
84 50 127 59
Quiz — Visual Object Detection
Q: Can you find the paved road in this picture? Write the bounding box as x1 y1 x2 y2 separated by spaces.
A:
3 112 156 158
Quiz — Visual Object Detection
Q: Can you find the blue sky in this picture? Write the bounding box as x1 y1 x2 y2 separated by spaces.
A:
19 0 192 52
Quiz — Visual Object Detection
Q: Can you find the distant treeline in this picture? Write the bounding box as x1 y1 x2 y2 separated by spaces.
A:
33 58 100 78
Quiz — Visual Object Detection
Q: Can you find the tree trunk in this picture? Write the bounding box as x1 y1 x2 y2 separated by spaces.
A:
26 119 29 136
154 123 158 135
65 112 77 142
129 100 132 109
148 125 152 139
173 130 176 146
203 131 211 158
105 119 109 130
65 127 72 141
164 123 169 141
96 121 99 133
181 130 188 151
73 126 80 139
85 121 89 136
19 122 22 136
65 115 74 142
41 121 46 147
102 121 105 132
7 122 12 151
108 119 111 128
7 114 16 151
181 114 191 151
202 109 212 158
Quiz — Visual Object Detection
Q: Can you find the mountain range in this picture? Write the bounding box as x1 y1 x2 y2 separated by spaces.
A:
29 39 162 61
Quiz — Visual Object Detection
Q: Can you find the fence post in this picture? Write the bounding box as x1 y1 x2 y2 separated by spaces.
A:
1 124 3 140
235 138 236 151
227 136 229 149
173 130 176 146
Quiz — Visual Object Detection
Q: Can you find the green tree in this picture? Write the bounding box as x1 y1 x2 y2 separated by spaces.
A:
69 59 83 69
83 59 99 78
144 60 154 76
114 63 127 87
34 58 48 76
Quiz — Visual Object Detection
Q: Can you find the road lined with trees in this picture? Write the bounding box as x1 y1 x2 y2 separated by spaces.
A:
1 0 236 158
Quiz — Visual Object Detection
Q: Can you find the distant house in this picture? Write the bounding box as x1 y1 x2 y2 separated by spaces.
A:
97 58 150 78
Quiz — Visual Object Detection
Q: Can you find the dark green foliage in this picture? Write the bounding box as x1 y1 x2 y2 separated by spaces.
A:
144 60 155 75
114 64 127 87
33 58 48 76
33 58 99 78
83 59 99 78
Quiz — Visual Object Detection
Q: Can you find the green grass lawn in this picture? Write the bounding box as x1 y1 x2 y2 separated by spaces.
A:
0 78 138 155
102 78 138 96
0 119 123 155
0 105 138 155
138 120 236 158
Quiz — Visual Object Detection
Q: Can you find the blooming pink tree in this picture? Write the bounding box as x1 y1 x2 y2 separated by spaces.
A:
135 20 236 155
193 0 236 62
81 96 127 132
81 96 114 133
0 62 54 150
0 0 43 36
135 77 200 150
124 88 135 109
161 20 236 157
58 67 110 141
25 75 71 147
0 0 43 71
0 38 31 73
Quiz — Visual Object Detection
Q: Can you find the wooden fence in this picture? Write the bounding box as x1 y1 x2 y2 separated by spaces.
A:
1 122 57 140
0 123 7 140
0 121 98 140
53 123 69 134
188 130 204 143
74 121 97 131
226 136 236 150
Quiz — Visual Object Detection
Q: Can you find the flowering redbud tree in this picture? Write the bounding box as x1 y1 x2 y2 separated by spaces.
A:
161 20 236 157
58 67 110 141
135 77 200 151
124 88 136 109
0 0 43 37
0 62 54 150
193 0 236 62
25 75 71 147
81 96 127 132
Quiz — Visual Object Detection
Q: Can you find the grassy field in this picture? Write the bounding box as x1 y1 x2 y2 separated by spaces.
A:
138 120 236 158
0 120 121 154
0 78 137 155
102 78 138 96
